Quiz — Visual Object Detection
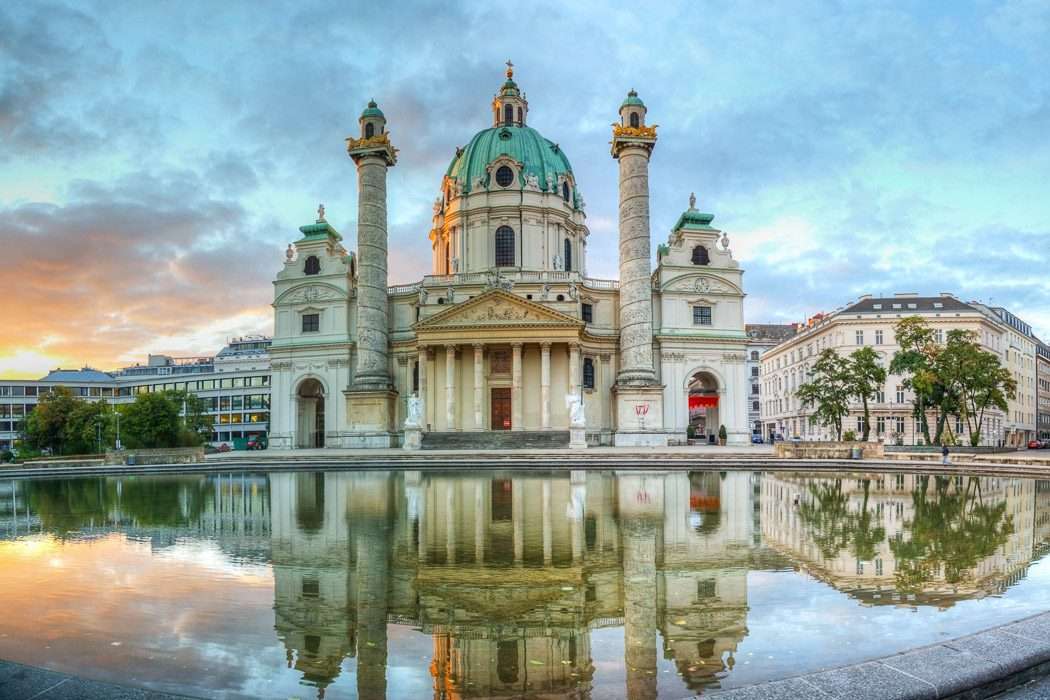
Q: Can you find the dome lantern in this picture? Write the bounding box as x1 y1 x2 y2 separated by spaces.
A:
619 89 647 129
358 99 386 140
492 60 528 127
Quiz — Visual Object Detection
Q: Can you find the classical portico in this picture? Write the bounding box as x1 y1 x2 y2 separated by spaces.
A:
412 290 588 433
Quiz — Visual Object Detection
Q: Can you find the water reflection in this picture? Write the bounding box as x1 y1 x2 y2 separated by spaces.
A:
0 470 1049 699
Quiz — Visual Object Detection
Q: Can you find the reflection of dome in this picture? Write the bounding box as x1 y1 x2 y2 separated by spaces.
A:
445 124 575 197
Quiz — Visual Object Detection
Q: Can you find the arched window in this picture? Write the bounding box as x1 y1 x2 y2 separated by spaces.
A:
504 103 514 124
517 107 522 123
691 245 710 265
563 238 572 271
364 122 374 139
583 357 595 389
629 112 639 128
495 226 515 266
495 165 514 187
562 181 570 202
304 255 320 275
750 350 759 361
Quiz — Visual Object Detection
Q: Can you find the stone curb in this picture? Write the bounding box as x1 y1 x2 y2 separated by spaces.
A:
3 456 1050 482
706 610 1050 700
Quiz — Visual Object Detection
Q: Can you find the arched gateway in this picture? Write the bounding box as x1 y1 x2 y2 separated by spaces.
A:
297 378 326 448
687 370 721 443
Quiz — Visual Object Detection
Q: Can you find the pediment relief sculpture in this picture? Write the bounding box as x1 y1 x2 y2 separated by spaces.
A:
278 284 346 305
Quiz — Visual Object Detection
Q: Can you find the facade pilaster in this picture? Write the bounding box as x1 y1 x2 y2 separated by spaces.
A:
417 347 428 430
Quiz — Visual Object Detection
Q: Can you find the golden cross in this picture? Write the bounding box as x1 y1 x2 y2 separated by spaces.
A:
505 60 514 78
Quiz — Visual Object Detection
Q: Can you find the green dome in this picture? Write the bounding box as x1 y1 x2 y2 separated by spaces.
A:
445 125 577 203
360 99 384 119
621 89 645 109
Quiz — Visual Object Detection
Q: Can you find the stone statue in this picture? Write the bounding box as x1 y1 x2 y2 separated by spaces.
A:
552 254 562 270
545 173 555 191
689 192 696 210
317 203 326 221
285 244 295 262
406 394 423 427
542 283 551 300
446 286 455 302
721 232 731 252
566 393 585 427
568 282 578 300
525 173 540 190
418 287 428 305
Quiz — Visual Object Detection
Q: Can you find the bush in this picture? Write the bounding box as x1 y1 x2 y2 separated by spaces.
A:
718 425 727 441
0 450 13 464
843 430 857 442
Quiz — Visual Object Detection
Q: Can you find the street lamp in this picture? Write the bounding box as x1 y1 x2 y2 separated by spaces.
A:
115 411 122 451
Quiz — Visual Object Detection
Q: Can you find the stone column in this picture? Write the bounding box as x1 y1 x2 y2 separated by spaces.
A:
541 342 552 429
511 343 523 430
569 343 581 399
349 153 396 390
623 515 658 700
445 344 457 430
512 478 524 564
611 113 658 387
417 347 428 429
473 343 484 431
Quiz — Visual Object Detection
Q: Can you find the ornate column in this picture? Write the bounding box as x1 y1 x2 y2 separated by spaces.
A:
445 344 457 431
541 342 552 429
569 343 581 398
511 342 523 431
417 347 428 429
345 101 399 446
473 343 484 431
611 91 666 447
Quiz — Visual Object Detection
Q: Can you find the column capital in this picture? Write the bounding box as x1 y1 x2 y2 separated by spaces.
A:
511 341 524 350
473 343 484 352
445 344 458 355
396 356 409 366
540 341 552 351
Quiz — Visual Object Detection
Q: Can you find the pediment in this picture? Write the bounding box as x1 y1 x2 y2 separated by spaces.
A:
661 273 742 296
414 289 582 330
274 282 348 306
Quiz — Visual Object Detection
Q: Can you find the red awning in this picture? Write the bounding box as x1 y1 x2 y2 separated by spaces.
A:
689 395 719 410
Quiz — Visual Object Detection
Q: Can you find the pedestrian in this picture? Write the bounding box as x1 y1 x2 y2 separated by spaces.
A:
941 443 950 465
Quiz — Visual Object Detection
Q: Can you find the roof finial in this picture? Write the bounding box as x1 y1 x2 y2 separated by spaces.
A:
505 59 514 78
317 203 326 221
689 192 696 210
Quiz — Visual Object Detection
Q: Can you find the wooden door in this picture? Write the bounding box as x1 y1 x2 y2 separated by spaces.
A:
490 388 512 430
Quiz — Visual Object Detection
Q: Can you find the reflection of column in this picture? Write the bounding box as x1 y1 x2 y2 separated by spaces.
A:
445 344 457 430
541 342 552 429
570 470 586 563
446 483 456 565
512 342 523 431
474 480 485 564
356 517 390 699
623 515 659 700
512 478 524 564
542 478 553 565
473 344 484 430
417 347 428 430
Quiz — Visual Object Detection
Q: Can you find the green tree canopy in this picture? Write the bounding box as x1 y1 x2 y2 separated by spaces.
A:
846 347 887 442
796 349 852 441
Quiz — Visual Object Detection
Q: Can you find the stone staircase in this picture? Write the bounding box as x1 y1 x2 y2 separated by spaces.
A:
420 430 570 450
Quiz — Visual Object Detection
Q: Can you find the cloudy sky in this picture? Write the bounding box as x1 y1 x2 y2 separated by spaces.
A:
2 1 1048 377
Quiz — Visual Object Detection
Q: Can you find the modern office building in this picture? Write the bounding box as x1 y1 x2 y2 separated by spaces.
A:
0 336 271 452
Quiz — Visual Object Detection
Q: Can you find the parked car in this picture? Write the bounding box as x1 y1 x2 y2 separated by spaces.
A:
247 435 268 451
1030 439 1044 450
751 435 764 444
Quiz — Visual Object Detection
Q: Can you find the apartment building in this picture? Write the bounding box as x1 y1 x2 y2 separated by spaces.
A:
745 324 797 439
759 293 1020 445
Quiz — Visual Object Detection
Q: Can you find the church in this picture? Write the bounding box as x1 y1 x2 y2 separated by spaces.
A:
267 65 750 450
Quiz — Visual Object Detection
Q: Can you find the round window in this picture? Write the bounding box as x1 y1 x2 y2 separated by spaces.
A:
495 166 514 187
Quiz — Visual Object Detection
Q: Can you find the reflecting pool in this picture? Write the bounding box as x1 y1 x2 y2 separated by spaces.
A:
1 470 1049 699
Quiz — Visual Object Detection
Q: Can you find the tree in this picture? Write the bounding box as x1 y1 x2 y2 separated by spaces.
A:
119 390 212 449
23 387 80 455
797 349 852 441
846 347 887 441
64 400 116 454
936 331 1015 446
890 317 937 443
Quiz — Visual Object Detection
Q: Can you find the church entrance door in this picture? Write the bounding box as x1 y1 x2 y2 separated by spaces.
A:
490 388 511 430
